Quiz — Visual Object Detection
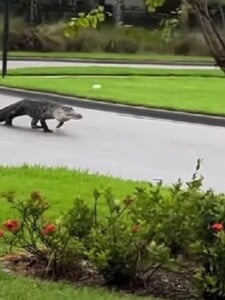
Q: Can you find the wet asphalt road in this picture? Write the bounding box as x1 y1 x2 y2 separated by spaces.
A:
7 59 218 70
0 94 225 192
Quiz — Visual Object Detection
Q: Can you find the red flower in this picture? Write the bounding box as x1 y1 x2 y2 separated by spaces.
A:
31 191 42 201
0 229 4 237
212 223 224 231
4 220 21 232
123 196 135 206
43 201 49 207
131 225 141 233
42 224 57 235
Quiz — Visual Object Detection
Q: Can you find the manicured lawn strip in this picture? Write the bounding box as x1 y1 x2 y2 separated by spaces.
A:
8 66 223 77
1 75 225 117
7 51 214 63
0 165 144 223
0 271 156 300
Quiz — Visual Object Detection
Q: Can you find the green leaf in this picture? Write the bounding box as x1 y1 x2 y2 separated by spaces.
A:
98 5 104 12
78 12 85 18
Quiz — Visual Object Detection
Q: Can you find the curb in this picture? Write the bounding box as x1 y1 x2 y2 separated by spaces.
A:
0 86 225 128
7 57 215 67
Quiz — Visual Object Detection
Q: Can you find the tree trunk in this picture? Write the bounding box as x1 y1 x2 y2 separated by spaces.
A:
189 0 225 73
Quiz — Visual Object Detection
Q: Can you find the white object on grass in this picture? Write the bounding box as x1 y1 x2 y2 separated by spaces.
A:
92 84 102 89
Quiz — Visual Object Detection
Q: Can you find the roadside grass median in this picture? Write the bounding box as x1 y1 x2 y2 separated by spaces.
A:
7 51 214 64
8 66 222 77
1 71 225 117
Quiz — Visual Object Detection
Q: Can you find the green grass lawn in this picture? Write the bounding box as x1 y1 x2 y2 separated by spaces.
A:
0 263 157 300
0 271 156 300
0 166 156 300
8 66 222 77
0 165 142 223
7 51 214 63
1 74 225 116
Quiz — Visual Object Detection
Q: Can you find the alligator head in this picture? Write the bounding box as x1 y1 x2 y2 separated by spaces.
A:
53 106 83 122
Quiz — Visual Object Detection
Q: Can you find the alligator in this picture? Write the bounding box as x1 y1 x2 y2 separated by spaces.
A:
0 99 83 132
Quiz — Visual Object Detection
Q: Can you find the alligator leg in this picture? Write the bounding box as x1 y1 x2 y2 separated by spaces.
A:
4 111 16 126
40 119 52 133
4 117 13 126
31 119 42 129
56 121 64 129
4 106 26 127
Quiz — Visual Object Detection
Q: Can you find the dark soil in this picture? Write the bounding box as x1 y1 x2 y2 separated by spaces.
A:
0 254 196 300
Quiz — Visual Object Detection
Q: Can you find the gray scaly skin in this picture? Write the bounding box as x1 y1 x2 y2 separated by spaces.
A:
0 99 83 132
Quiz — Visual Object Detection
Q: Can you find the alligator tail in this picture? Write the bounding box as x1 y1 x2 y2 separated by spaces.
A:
0 101 21 123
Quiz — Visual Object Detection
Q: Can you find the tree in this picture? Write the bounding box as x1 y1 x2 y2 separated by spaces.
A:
64 6 110 38
145 0 225 73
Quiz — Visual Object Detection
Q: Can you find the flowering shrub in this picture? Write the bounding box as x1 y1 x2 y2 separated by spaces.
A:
2 160 225 298
189 190 225 299
86 188 172 286
119 160 225 298
192 226 225 299
0 186 173 287
63 197 94 241
0 191 86 277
